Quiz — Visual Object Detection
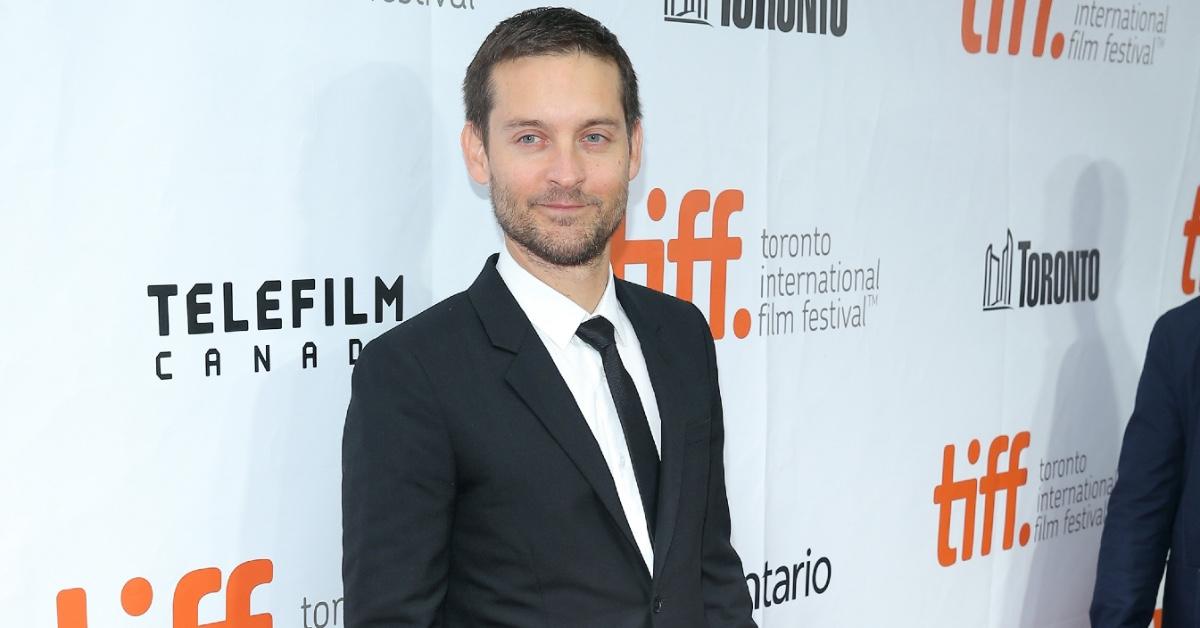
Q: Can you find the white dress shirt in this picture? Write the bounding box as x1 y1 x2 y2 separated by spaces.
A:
496 246 663 570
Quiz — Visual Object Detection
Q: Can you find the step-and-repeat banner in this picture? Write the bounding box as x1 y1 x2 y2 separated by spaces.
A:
3 1 1198 626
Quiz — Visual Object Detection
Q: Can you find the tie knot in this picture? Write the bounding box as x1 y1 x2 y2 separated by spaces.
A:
576 316 616 352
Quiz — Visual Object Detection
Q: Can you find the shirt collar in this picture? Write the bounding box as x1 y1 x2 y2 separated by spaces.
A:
496 245 627 351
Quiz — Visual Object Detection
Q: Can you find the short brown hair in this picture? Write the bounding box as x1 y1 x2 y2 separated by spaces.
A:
463 7 641 144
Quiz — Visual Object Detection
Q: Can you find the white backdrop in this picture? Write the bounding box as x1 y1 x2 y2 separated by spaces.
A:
2 1 1198 626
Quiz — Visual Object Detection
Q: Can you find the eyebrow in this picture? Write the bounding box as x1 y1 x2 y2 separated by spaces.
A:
501 118 621 131
580 118 620 129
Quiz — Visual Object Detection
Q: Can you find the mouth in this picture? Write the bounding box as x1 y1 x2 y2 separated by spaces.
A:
536 202 589 211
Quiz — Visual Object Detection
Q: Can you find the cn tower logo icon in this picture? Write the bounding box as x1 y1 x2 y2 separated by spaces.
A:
983 230 1015 310
664 0 712 26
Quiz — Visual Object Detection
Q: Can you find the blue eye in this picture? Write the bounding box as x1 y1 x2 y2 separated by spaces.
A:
518 134 540 144
584 133 607 144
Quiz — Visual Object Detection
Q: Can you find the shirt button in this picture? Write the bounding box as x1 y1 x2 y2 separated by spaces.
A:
653 596 664 613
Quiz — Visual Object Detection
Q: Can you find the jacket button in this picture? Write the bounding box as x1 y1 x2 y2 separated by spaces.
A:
653 596 664 613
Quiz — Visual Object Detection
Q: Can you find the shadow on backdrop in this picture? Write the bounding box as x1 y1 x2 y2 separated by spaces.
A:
1010 159 1135 628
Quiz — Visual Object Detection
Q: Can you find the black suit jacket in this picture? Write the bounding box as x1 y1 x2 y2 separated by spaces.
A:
1091 298 1200 627
342 255 756 628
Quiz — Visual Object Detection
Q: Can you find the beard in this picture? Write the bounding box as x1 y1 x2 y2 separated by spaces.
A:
491 179 627 267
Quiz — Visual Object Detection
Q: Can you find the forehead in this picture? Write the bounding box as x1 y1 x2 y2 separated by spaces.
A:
488 52 624 127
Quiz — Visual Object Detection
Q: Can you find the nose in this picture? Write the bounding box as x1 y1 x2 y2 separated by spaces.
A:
546 141 585 189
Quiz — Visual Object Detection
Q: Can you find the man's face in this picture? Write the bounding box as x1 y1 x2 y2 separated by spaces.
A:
462 52 643 267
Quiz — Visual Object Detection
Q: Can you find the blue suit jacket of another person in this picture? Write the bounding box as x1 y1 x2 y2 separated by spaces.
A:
1092 298 1200 627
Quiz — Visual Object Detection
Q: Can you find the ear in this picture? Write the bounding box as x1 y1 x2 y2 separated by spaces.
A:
627 119 644 181
461 122 491 185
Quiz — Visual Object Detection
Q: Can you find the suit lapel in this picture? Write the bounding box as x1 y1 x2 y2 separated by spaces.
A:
615 281 688 581
467 255 644 567
503 344 645 560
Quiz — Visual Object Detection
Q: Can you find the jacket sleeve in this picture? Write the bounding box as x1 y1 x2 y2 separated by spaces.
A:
342 337 456 628
696 309 758 628
1090 314 1186 627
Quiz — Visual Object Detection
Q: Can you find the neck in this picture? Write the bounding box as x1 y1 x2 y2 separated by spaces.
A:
504 239 611 313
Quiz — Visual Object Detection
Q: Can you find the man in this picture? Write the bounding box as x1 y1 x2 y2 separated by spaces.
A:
342 7 756 627
1091 297 1200 627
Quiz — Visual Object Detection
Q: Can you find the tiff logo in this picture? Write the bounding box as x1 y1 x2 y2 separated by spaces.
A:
983 230 1015 310
933 432 1032 567
613 187 751 340
962 0 1066 59
664 0 711 25
57 559 273 628
1180 187 1200 294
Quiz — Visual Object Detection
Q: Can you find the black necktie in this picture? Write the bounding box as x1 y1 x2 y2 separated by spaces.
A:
575 315 659 543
